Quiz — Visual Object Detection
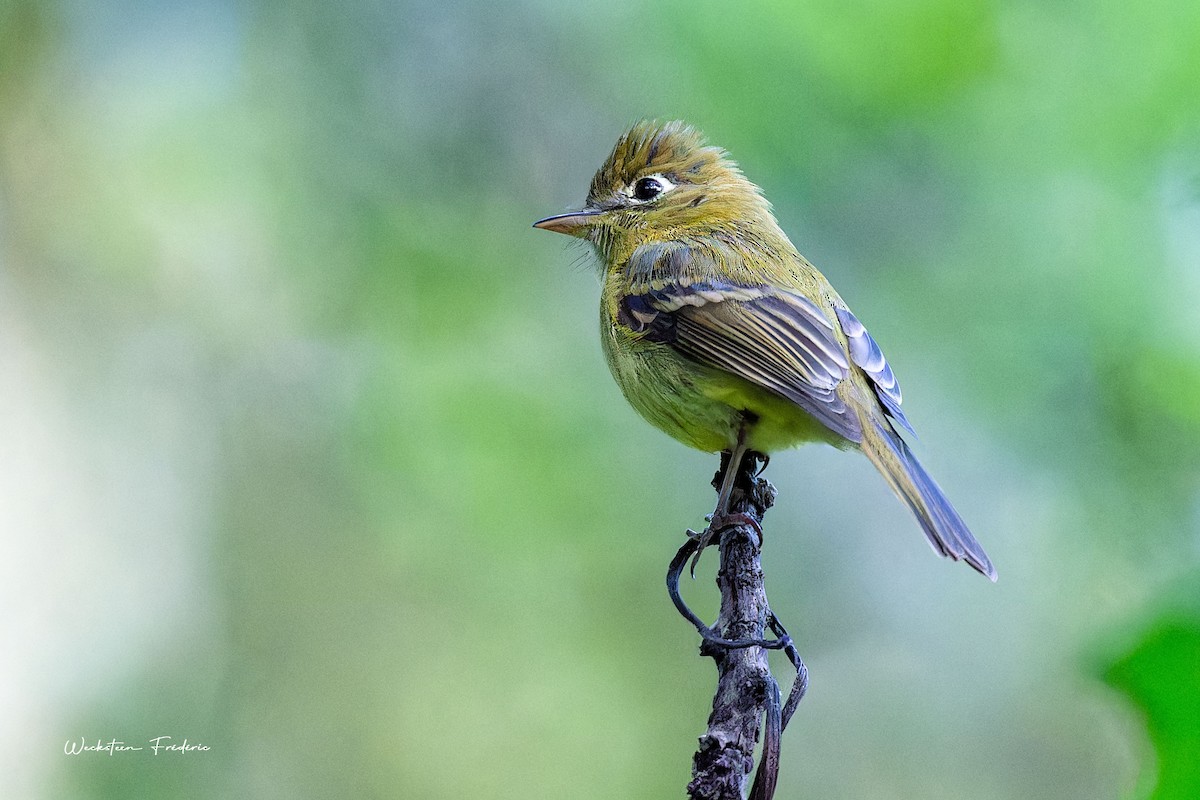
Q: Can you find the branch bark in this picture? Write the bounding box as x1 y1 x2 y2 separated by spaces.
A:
686 457 781 800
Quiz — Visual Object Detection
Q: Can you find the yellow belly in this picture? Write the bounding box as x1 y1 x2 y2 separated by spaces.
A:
601 317 845 454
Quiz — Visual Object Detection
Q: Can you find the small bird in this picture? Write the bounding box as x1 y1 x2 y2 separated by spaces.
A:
534 120 995 581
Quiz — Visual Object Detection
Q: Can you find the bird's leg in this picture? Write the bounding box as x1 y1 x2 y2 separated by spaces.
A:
713 428 749 519
667 413 792 649
688 419 761 577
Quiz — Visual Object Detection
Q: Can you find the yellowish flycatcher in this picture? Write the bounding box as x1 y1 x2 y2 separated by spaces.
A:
534 120 995 580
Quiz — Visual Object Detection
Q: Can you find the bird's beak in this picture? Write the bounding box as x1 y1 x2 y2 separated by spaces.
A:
532 207 604 238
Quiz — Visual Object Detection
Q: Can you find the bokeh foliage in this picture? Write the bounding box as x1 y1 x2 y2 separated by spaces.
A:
2 0 1198 798
1104 613 1200 800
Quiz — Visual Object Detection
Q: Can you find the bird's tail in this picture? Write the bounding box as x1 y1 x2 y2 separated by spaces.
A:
860 418 996 581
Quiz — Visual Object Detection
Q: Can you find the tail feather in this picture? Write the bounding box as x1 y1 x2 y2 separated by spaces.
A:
861 419 997 581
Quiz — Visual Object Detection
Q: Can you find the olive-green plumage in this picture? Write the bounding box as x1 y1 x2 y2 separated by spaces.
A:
535 120 995 580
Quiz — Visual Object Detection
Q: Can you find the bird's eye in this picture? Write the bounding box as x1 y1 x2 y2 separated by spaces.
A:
633 176 664 201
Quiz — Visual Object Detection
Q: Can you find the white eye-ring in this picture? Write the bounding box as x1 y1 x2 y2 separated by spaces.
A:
628 173 675 203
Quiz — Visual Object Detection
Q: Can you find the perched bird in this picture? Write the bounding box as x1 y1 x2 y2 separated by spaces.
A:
534 120 995 581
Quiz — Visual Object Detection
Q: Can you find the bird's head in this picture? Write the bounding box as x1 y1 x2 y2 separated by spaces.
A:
534 120 776 262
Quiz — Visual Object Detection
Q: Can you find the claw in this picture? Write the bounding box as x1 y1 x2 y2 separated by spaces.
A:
754 452 770 477
688 527 716 578
687 511 764 577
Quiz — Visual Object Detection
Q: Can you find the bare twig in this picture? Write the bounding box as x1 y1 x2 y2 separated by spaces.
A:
669 453 807 800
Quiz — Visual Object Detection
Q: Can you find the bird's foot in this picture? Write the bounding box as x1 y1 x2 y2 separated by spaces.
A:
688 511 763 578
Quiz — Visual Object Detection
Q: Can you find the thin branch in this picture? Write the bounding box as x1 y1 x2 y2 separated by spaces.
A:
669 453 807 800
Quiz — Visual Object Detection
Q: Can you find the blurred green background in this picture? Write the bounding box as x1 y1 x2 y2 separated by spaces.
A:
2 0 1199 798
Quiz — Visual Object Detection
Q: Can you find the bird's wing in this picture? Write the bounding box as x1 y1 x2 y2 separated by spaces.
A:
619 273 863 443
835 307 916 436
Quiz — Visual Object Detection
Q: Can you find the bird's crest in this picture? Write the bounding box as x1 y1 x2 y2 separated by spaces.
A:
588 120 737 204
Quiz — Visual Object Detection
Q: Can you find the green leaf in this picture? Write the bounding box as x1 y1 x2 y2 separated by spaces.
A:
1105 618 1200 799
